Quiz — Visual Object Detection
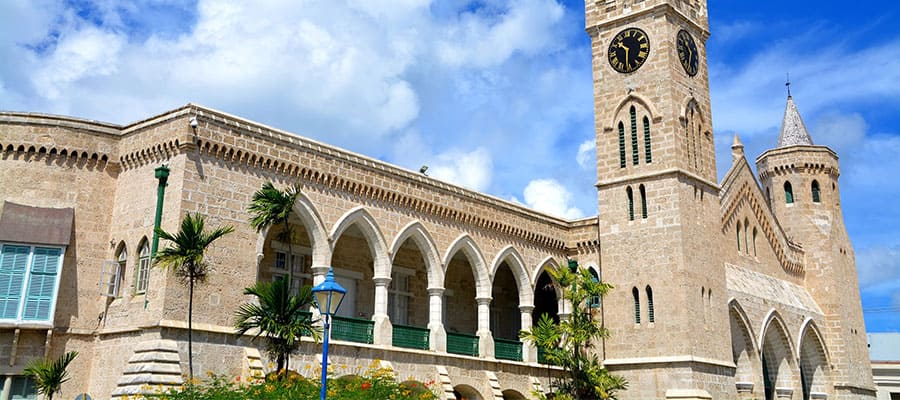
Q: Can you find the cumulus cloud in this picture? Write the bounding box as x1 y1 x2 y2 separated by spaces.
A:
576 139 595 169
428 147 494 191
521 179 585 219
857 246 900 290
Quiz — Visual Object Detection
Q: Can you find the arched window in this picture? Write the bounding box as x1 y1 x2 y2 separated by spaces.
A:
736 221 742 252
588 268 601 308
752 227 758 257
618 122 626 168
115 244 128 296
626 187 635 221
632 287 641 324
811 180 821 203
630 106 639 165
743 219 750 254
639 184 648 219
784 181 794 204
136 239 151 294
643 116 652 163
646 286 654 323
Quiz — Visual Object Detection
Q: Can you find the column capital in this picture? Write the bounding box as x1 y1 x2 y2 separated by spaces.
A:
475 296 492 306
311 265 330 274
518 305 534 313
427 287 445 296
373 276 392 286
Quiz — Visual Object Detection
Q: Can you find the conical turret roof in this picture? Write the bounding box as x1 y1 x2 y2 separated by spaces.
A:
777 96 813 147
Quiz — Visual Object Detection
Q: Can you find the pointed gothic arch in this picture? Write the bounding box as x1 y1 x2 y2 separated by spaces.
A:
442 234 491 298
489 245 534 307
797 318 832 399
390 220 444 288
330 206 391 278
760 310 798 399
729 299 761 396
253 189 331 268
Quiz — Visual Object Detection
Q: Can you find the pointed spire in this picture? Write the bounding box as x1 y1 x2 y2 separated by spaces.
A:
777 95 813 147
731 133 744 161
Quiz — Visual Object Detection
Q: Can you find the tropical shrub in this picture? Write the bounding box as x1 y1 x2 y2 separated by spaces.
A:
138 361 440 400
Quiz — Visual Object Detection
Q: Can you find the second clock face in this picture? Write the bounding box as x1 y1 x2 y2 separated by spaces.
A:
608 27 650 74
676 29 699 76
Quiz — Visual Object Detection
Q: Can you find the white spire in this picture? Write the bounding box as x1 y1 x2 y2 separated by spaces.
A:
777 95 813 148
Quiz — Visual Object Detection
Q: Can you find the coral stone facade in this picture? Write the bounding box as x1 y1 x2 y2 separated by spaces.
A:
0 0 876 399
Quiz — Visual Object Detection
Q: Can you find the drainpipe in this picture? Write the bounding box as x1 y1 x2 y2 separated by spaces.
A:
147 164 170 309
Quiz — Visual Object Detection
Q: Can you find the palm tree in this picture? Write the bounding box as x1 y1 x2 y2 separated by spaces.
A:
247 182 302 292
234 277 320 374
154 212 234 380
23 351 78 400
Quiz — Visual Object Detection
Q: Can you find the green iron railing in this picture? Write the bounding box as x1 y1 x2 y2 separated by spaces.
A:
494 337 522 361
331 315 374 344
392 324 430 350
447 332 479 356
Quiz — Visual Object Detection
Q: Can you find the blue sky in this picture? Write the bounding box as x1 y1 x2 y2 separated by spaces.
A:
1 0 898 331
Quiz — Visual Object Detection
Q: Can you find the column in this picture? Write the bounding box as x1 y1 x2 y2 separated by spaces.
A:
1 376 12 400
476 296 494 358
372 276 393 346
519 305 536 362
427 287 447 352
309 265 331 324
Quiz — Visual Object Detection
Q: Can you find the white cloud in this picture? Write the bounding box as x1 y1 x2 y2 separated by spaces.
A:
857 246 900 290
522 179 584 219
576 139 595 169
436 0 565 68
32 26 125 99
429 147 494 191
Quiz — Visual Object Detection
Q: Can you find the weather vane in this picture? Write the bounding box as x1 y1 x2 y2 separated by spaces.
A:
786 72 792 98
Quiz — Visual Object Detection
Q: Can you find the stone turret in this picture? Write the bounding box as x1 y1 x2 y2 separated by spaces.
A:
756 95 875 397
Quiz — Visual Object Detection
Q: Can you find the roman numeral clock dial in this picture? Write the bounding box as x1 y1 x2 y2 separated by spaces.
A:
607 27 650 74
677 29 699 76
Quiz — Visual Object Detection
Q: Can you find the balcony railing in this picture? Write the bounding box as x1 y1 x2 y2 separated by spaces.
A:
331 316 374 344
494 337 522 361
392 324 430 350
447 332 479 356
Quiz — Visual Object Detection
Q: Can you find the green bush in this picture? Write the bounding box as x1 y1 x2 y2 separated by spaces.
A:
135 361 440 400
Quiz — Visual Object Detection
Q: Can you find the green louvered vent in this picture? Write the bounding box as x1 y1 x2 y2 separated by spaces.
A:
331 316 374 344
643 116 652 163
618 122 626 168
392 324 430 350
494 338 522 361
630 107 639 165
447 332 479 356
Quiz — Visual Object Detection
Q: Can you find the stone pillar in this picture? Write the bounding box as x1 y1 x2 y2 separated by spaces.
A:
428 287 447 352
373 276 393 346
476 296 494 358
1 376 11 400
519 305 536 362
310 265 330 322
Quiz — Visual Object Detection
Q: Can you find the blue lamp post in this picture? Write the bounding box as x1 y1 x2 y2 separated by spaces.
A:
311 269 346 400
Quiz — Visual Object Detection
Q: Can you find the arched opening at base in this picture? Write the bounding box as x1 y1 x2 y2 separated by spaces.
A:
454 384 484 400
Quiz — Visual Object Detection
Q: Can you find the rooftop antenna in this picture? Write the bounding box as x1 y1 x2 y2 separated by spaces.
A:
785 72 792 98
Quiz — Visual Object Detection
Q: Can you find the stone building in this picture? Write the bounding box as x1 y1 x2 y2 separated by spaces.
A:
0 0 876 399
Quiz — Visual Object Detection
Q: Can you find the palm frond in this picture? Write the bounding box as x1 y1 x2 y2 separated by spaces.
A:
23 351 78 399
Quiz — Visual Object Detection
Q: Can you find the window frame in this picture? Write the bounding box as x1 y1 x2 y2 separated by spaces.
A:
0 242 66 326
135 241 151 294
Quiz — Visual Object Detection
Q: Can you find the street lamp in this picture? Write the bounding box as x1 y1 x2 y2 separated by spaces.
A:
311 268 346 400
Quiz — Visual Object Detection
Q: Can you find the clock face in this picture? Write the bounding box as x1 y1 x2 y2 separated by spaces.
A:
607 27 650 74
676 29 699 76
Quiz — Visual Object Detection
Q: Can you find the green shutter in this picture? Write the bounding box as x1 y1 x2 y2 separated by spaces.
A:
0 245 30 319
618 123 626 168
23 247 61 321
627 187 634 221
643 116 652 163
630 107 639 165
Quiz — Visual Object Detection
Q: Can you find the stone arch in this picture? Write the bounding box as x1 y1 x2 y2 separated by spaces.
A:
389 220 443 288
729 299 761 397
760 310 797 399
252 189 331 267
501 389 528 400
442 234 491 298
798 318 831 399
489 245 534 307
609 93 660 125
330 206 390 278
453 384 485 400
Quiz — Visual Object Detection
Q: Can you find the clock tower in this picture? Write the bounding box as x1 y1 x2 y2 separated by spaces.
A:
587 1 731 399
